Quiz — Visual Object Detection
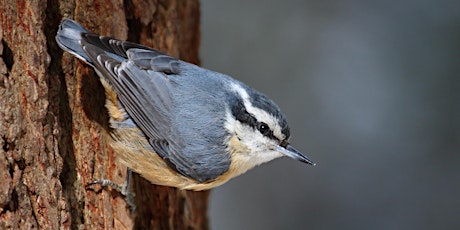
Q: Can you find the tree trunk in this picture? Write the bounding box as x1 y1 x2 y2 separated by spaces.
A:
0 0 208 229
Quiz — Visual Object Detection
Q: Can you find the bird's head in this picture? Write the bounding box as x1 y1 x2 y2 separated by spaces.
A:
224 82 315 171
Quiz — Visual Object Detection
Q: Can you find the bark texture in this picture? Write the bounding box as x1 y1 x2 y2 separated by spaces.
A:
0 0 208 229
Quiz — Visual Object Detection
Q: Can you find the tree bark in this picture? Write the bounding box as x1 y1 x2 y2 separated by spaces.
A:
0 0 208 229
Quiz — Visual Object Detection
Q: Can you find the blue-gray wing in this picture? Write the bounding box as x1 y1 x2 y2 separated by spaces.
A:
75 32 230 182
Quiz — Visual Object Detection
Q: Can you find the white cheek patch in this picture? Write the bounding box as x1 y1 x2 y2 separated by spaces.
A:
224 108 269 150
224 108 283 165
234 120 266 150
229 83 285 140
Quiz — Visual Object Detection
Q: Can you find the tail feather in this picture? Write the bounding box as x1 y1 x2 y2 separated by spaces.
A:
55 19 92 63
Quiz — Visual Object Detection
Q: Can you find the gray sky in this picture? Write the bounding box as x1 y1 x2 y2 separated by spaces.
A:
200 1 460 229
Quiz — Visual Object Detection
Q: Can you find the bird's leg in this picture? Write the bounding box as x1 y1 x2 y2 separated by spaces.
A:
87 168 136 212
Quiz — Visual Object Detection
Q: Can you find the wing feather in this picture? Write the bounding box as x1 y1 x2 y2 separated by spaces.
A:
77 35 230 182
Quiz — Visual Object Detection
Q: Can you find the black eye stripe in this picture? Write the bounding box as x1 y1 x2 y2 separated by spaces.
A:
257 122 277 140
230 98 279 141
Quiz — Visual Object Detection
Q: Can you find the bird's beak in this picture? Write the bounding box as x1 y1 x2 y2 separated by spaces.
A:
276 144 316 166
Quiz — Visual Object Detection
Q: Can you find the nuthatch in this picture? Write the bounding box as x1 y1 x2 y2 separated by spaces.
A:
56 19 315 191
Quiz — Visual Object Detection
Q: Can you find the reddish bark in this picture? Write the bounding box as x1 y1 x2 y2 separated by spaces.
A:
0 1 207 229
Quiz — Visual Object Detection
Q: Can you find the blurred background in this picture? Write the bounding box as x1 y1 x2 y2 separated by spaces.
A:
199 0 460 229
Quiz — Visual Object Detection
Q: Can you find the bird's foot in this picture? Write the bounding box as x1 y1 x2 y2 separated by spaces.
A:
86 169 136 212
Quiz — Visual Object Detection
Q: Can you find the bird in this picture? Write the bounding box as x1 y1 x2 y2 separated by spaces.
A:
55 19 315 191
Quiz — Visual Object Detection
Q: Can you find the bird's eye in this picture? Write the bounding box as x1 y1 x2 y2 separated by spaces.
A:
258 122 270 135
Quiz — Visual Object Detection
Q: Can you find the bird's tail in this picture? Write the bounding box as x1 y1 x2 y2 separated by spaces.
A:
55 19 92 64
